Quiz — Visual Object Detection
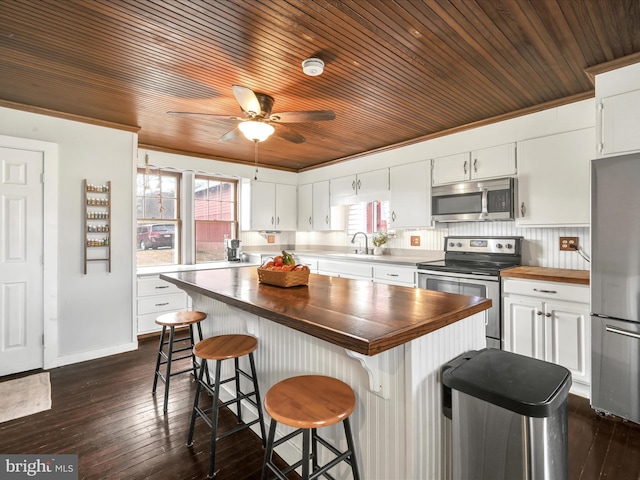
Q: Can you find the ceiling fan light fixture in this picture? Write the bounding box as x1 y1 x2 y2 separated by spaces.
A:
238 120 275 142
302 58 324 76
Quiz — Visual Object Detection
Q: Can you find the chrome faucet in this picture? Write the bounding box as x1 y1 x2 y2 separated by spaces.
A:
350 231 369 254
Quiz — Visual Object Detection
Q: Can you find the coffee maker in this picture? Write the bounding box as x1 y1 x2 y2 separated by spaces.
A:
224 238 241 262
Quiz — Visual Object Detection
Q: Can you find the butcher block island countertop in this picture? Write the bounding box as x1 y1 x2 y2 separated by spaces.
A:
161 265 491 356
501 266 590 285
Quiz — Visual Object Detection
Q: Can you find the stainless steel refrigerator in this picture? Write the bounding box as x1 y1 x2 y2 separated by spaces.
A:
591 152 640 424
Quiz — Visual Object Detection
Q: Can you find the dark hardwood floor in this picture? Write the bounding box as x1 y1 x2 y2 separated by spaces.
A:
0 337 297 480
1 337 639 479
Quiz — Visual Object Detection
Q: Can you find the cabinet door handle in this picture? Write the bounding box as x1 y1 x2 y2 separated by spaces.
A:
271 216 275 225
352 180 356 191
391 211 396 221
606 325 640 340
325 215 329 224
473 158 478 172
357 179 361 190
520 202 526 217
155 285 170 289
308 216 312 226
534 288 557 294
545 312 552 317
536 311 543 316
463 160 468 175
276 216 280 225
155 302 170 307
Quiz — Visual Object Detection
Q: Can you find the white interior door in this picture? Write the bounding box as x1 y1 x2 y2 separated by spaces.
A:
0 147 44 375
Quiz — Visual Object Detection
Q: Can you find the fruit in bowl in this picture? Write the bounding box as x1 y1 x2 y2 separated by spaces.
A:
262 250 299 271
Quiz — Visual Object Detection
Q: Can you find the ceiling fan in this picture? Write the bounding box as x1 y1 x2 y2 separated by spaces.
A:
168 85 335 144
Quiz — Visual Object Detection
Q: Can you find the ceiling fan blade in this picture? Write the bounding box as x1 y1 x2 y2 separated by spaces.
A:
270 110 336 123
232 85 262 116
218 127 240 142
273 124 306 144
167 111 241 121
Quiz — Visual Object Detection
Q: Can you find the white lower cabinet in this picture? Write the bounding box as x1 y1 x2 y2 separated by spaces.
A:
503 278 590 396
313 258 417 287
295 256 318 273
372 264 416 287
137 275 191 335
317 259 373 281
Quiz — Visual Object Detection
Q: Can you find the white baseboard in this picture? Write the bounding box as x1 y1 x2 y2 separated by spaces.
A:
570 381 590 399
54 341 139 368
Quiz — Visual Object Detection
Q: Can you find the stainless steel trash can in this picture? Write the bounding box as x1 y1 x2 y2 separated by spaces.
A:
442 348 572 480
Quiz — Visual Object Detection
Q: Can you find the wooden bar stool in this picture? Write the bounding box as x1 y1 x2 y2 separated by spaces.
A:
152 310 208 413
187 334 267 479
261 375 361 480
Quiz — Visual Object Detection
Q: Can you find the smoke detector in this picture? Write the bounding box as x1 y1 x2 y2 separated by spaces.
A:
302 58 325 76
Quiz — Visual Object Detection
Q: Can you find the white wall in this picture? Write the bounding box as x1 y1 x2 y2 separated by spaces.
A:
0 107 137 364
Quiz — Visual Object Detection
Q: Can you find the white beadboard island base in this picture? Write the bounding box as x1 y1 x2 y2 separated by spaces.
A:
183 291 486 480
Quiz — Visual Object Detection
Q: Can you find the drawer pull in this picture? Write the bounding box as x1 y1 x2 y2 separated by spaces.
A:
606 325 640 340
386 273 399 277
155 302 170 307
533 288 557 294
155 285 170 289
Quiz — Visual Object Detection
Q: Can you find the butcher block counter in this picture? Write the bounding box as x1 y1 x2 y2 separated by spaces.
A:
161 266 490 356
501 266 590 285
161 266 489 480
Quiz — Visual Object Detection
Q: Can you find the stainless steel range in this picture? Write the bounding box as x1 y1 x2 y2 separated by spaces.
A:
417 236 523 349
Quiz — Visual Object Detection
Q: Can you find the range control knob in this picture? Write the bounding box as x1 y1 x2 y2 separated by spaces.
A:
505 243 513 249
496 243 503 249
449 242 455 247
456 242 462 247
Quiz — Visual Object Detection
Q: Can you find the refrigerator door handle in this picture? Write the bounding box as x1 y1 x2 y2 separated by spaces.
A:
606 325 640 340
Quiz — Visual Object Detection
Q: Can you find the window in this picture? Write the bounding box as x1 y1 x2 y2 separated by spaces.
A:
136 169 180 266
194 176 238 263
347 201 389 235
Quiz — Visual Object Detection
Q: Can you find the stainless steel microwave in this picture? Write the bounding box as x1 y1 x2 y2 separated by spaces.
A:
431 177 516 222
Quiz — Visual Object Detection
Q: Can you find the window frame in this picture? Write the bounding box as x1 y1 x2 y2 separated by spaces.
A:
136 168 182 266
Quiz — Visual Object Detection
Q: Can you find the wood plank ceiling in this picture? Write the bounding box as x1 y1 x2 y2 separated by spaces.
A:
1 0 639 172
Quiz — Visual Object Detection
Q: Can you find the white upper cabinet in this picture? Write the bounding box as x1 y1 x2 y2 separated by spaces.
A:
595 62 640 157
470 143 517 179
432 143 516 185
389 160 432 229
599 89 640 156
312 180 333 231
431 152 471 185
330 175 358 198
275 183 297 230
516 128 594 227
244 181 297 231
297 183 313 231
330 168 389 204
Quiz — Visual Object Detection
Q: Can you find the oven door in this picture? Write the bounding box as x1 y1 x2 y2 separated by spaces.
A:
417 271 501 348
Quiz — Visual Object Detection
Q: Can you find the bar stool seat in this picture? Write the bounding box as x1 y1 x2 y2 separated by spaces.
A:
262 375 361 480
187 334 266 479
152 310 207 413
